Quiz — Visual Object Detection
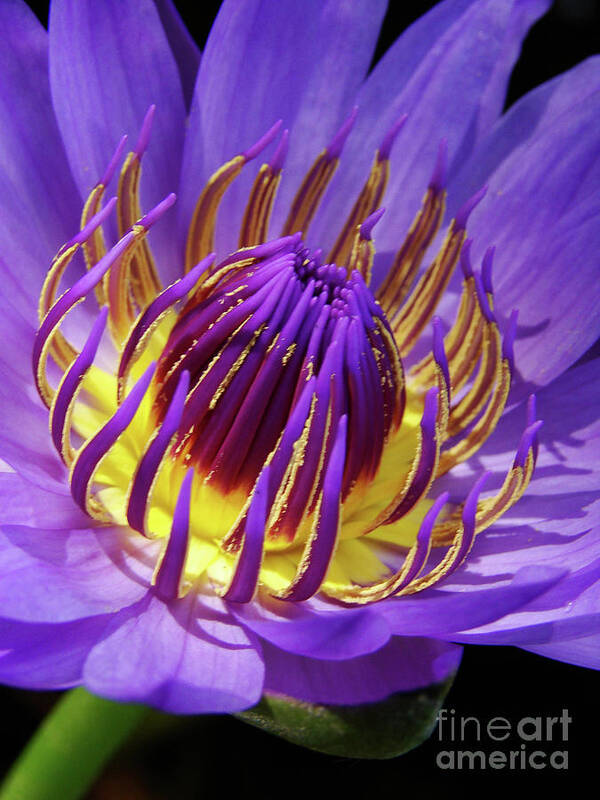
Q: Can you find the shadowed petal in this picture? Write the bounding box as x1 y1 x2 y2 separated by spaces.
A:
83 592 265 713
452 554 600 646
261 636 462 704
439 359 600 538
0 473 90 528
0 525 153 622
448 56 600 213
0 613 116 689
377 566 566 636
230 596 391 660
524 633 600 669
0 379 68 494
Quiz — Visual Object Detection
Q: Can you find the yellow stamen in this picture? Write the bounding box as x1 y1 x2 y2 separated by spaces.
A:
117 152 163 307
328 151 389 267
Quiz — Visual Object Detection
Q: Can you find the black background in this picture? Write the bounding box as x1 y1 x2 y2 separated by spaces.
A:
2 1 599 796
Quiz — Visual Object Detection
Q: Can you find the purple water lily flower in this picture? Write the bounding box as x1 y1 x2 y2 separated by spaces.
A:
0 0 598 718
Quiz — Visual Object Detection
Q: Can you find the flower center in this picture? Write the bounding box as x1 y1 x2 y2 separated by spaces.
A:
32 106 541 604
151 236 403 515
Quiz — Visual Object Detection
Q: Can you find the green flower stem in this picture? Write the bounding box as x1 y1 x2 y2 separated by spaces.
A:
0 688 147 800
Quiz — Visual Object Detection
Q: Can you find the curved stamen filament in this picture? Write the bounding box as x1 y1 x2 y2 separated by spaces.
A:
69 362 156 520
185 121 282 273
345 208 385 283
34 228 136 407
38 198 117 371
239 130 289 248
118 254 213 403
81 135 128 306
127 369 190 537
392 186 487 356
153 468 194 601
281 108 357 237
107 193 177 343
438 309 517 475
276 414 347 601
220 465 270 603
376 140 448 315
49 307 109 466
328 116 406 267
117 106 163 308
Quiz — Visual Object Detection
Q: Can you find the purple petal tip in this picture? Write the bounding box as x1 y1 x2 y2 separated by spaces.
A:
502 309 519 368
429 138 448 192
474 273 494 324
432 317 450 396
359 208 385 240
526 394 537 427
73 196 117 245
139 193 176 229
481 246 495 294
269 129 289 172
515 421 543 468
134 105 156 158
326 106 358 160
243 120 282 161
455 185 487 231
101 135 128 186
378 114 407 162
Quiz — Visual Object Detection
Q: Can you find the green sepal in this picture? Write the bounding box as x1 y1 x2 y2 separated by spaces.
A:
235 674 455 759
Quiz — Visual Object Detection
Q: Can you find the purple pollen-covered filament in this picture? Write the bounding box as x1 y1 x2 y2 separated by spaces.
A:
515 420 544 469
377 114 407 162
269 128 289 173
459 238 474 279
101 137 128 187
223 465 270 603
502 309 519 372
454 185 487 232
133 105 156 159
72 197 117 248
359 207 385 241
326 106 358 161
34 192 175 405
154 468 194 601
452 470 492 567
281 414 348 601
429 138 448 192
51 307 109 461
481 245 495 295
33 230 135 395
432 316 451 406
70 362 156 515
383 386 440 526
242 120 282 161
526 394 540 464
397 491 450 590
127 369 190 536
118 253 215 395
473 271 495 325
